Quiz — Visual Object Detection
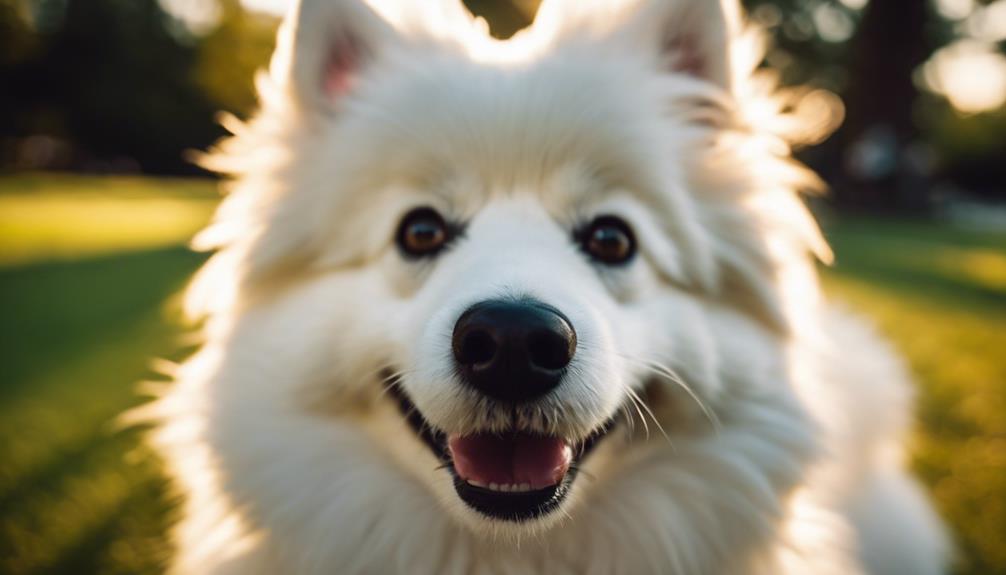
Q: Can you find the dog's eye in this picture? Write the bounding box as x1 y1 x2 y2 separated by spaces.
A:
397 207 449 257
581 216 636 265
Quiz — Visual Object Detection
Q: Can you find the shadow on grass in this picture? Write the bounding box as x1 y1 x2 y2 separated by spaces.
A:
0 247 207 395
827 256 1006 314
0 426 139 517
39 472 177 575
824 220 1006 315
0 432 176 575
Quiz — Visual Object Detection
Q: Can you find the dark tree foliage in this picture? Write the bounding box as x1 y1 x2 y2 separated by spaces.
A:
0 1 44 158
2 0 222 174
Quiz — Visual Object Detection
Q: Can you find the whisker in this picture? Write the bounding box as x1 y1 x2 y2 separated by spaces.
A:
598 347 720 433
625 390 651 441
625 385 675 449
376 366 420 400
619 404 636 437
639 359 721 432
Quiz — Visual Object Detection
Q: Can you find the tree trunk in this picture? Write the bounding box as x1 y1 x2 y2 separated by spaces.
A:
835 0 932 211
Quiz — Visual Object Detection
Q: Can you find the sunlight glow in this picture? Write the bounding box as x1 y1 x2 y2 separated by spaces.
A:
163 0 288 29
837 0 869 10
241 0 289 15
935 0 976 20
965 0 1006 43
160 0 222 33
813 3 856 43
923 40 1006 114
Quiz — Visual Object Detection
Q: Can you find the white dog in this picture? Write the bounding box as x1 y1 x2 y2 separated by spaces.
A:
143 0 950 573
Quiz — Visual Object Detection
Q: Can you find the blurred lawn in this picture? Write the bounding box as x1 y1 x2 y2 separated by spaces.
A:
0 174 218 267
0 175 1004 574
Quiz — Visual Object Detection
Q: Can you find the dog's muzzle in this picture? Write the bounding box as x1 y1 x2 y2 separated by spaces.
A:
385 298 615 522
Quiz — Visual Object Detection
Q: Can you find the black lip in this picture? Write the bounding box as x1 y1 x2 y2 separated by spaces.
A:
452 476 569 521
383 374 615 521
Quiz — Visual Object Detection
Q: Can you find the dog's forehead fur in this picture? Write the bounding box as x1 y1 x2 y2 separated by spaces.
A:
338 48 677 194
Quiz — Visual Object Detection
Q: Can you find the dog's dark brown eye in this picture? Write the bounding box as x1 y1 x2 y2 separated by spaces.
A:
397 207 449 257
581 216 636 265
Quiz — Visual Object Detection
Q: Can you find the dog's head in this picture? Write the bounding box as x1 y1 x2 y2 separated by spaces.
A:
184 0 834 540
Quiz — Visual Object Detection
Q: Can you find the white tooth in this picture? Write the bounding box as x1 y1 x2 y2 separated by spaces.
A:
469 479 486 488
518 483 531 492
489 482 501 492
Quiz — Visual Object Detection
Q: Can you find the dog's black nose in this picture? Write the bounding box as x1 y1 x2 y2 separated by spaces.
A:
452 299 576 403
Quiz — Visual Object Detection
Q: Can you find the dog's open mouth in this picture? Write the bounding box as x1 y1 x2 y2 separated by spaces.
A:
384 377 614 521
450 433 571 491
449 432 575 520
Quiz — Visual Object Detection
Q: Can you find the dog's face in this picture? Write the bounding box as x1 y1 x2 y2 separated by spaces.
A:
190 0 826 542
381 179 720 531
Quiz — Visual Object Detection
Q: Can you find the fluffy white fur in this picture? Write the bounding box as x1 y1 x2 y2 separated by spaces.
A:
141 0 950 573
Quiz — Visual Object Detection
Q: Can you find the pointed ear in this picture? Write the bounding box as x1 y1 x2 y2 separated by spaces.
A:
535 0 740 92
269 0 405 111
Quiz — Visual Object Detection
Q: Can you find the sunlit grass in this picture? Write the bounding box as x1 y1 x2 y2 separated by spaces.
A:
0 173 217 266
0 176 1003 574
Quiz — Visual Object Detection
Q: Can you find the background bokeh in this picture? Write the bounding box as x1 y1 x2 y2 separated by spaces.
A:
1 0 1004 573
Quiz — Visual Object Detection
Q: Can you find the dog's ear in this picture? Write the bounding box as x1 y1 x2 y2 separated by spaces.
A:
270 0 420 112
535 0 739 92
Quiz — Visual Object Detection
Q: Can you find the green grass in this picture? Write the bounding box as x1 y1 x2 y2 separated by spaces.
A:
0 175 1004 574
0 173 218 267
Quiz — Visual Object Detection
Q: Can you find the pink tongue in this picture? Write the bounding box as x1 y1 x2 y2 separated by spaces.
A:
448 433 572 490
